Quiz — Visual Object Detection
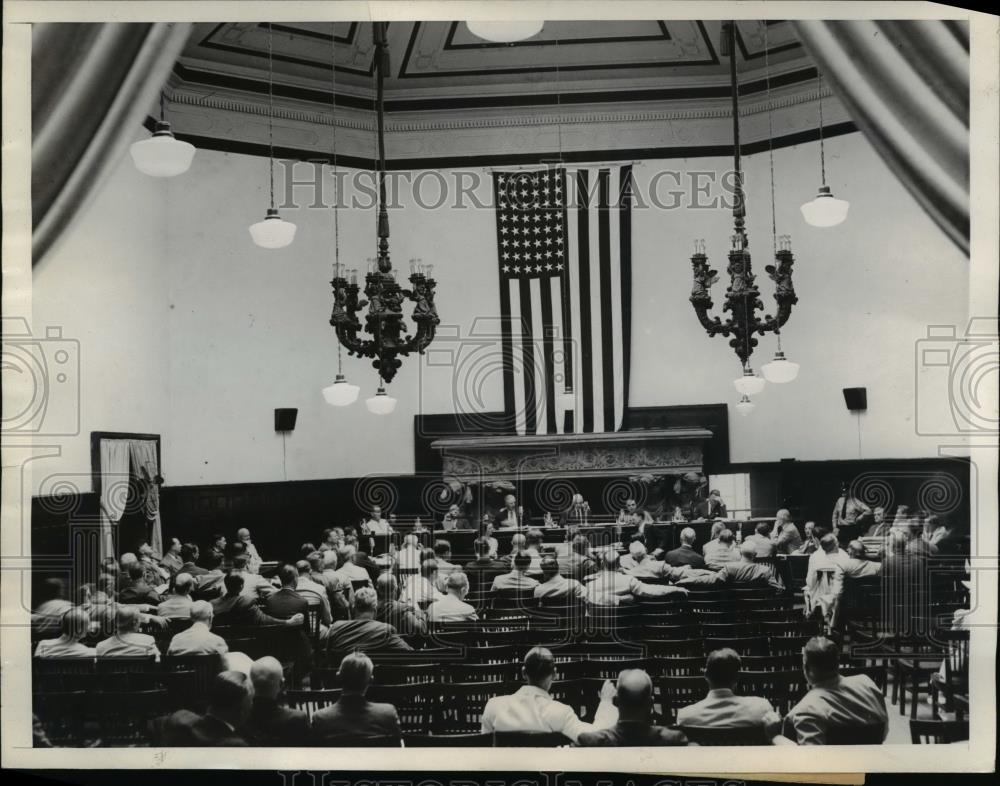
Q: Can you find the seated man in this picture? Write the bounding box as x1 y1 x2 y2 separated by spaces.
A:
577 669 687 747
235 528 263 574
462 537 509 594
212 573 303 629
34 607 96 659
230 554 275 601
325 587 412 655
783 636 888 745
843 540 883 579
396 534 423 575
432 539 461 592
119 561 162 605
159 670 253 746
523 529 545 576
795 521 820 555
718 542 784 592
441 504 469 531
193 552 226 600
333 545 372 588
804 534 848 626
96 604 160 661
743 522 776 559
496 494 528 529
178 543 209 579
534 558 586 602
244 655 310 746
206 533 227 566
677 648 783 740
864 507 890 538
157 573 195 620
558 534 597 582
584 549 688 605
375 573 427 637
401 558 446 605
31 578 73 638
491 551 540 593
167 600 229 657
702 527 741 569
773 518 804 555
481 646 617 744
663 527 707 569
312 651 401 743
159 538 184 576
295 560 332 629
618 539 648 571
426 572 478 622
307 551 350 620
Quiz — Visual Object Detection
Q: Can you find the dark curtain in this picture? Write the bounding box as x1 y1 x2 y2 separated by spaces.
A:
32 22 191 265
792 20 969 256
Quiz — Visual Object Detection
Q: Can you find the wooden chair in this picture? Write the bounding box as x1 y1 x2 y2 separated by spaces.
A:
550 677 604 722
680 724 772 746
740 653 800 673
701 622 756 639
658 655 706 677
910 718 970 744
32 690 91 746
366 682 437 736
642 623 700 640
374 661 439 685
931 628 969 720
893 634 947 718
436 681 506 734
736 670 804 715
93 689 168 746
162 653 224 711
769 635 813 656
655 675 707 725
442 661 520 684
641 638 704 658
33 657 97 693
493 730 571 747
705 636 769 656
95 656 160 691
286 688 341 720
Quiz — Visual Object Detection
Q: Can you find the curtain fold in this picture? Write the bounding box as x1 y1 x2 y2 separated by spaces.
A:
98 439 132 564
128 440 163 558
792 20 969 255
32 22 192 265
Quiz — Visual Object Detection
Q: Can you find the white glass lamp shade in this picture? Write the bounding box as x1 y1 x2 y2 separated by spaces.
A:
800 185 850 227
762 351 800 384
556 388 575 410
129 121 195 177
322 374 360 406
365 386 397 415
466 20 544 42
734 368 766 396
735 394 755 416
249 208 297 249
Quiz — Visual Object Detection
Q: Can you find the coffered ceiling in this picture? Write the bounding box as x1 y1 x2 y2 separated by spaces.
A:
161 20 855 167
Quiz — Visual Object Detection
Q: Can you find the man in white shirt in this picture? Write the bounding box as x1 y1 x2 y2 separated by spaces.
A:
396 534 423 574
426 572 478 622
157 573 195 619
34 607 97 659
843 541 883 579
96 605 160 661
805 534 849 624
481 646 617 743
231 554 276 600
167 600 229 657
533 558 585 601
583 549 687 605
401 558 445 605
236 528 263 573
491 551 540 593
432 539 461 592
363 506 392 536
334 545 372 587
295 560 332 627
496 494 526 529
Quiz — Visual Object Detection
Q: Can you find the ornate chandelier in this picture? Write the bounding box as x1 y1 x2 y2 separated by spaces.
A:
328 22 440 388
689 21 799 399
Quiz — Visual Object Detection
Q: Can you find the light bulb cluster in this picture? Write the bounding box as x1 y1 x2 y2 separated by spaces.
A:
322 376 397 415
732 349 800 416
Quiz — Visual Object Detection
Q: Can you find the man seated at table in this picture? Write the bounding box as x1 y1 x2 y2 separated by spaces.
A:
843 540 883 579
534 558 586 602
718 542 784 592
864 507 890 538
463 537 509 594
677 648 783 741
491 551 540 593
441 504 470 531
426 571 478 622
481 646 617 744
577 669 688 747
663 527 707 569
622 498 654 535
496 494 529 529
795 521 820 555
362 505 392 537
783 636 888 745
693 489 728 520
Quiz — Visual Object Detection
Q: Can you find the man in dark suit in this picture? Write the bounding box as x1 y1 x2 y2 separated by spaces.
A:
375 573 427 637
312 651 401 744
325 587 412 656
179 543 209 578
694 489 728 520
212 573 304 629
118 561 161 605
662 527 707 569
205 533 227 567
576 669 688 747
244 655 309 746
462 537 509 594
263 565 313 670
158 670 253 746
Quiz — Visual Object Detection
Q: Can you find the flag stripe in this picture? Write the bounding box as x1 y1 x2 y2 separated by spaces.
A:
539 275 557 434
508 280 527 437
575 170 595 434
518 275 537 435
587 176 605 433
597 169 616 432
566 189 582 436
498 276 516 420
549 276 567 435
619 165 633 429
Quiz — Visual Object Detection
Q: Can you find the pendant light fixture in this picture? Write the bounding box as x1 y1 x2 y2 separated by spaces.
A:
249 23 297 249
466 21 544 43
129 92 196 177
735 394 756 416
734 366 766 396
800 71 850 227
322 26 360 408
366 383 398 415
760 23 800 385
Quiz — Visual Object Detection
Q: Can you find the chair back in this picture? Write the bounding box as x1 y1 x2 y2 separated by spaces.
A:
375 662 439 685
286 688 342 719
366 682 437 736
680 724 771 746
33 657 97 692
655 675 707 725
436 681 506 734
162 653 225 710
704 636 768 656
32 690 90 746
493 730 570 747
92 689 168 746
910 718 969 744
96 656 160 690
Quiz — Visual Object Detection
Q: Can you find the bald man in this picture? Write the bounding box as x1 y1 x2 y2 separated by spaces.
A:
96 605 161 661
577 669 688 746
167 600 229 656
244 656 310 745
236 528 262 573
663 527 707 569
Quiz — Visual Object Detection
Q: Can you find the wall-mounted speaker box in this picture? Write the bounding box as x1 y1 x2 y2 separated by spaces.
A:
842 387 868 412
274 408 298 432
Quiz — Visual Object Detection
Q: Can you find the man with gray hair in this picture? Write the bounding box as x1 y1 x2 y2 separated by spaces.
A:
375 573 427 636
34 607 96 659
236 528 262 573
325 586 412 655
719 542 784 592
244 655 310 745
584 548 688 605
426 571 478 622
167 600 229 656
663 527 707 569
312 651 401 743
156 573 195 619
96 604 160 660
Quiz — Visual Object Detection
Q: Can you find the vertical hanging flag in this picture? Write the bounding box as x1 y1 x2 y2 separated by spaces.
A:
493 165 632 436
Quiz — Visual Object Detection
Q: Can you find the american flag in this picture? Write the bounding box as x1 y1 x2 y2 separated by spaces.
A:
493 165 633 435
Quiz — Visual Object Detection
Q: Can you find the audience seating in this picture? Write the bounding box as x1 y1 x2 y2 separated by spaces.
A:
909 718 970 744
655 676 708 725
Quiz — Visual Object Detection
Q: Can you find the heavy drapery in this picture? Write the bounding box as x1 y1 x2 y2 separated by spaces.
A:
97 439 131 564
128 440 163 558
32 22 191 264
792 20 970 255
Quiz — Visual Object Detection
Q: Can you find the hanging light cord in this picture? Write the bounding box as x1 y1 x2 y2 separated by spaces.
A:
331 27 344 375
764 23 783 354
817 71 827 186
267 23 276 211
160 91 166 123
555 38 563 162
